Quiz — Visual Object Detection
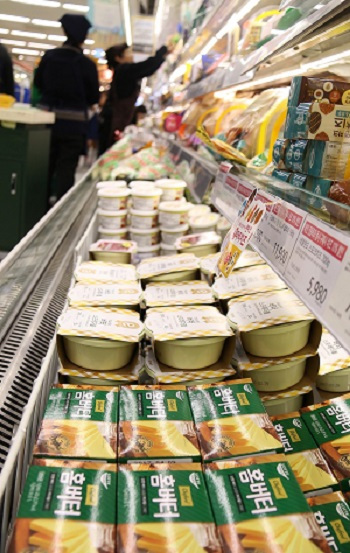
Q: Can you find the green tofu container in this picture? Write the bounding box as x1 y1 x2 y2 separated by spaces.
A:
63 336 136 371
316 366 350 392
155 336 226 370
241 320 312 357
249 358 307 392
263 394 303 416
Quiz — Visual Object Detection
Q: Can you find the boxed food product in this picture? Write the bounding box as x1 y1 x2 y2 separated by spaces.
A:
89 240 137 264
74 261 137 283
289 76 350 107
68 281 142 309
143 281 216 308
316 330 350 392
284 139 309 173
227 289 321 358
118 385 201 462
204 454 331 553
272 168 291 182
272 412 338 494
200 250 265 284
9 460 117 553
285 103 350 143
57 307 144 371
273 138 288 168
175 232 221 258
188 379 282 461
137 253 200 285
33 385 119 461
145 305 234 370
307 140 350 180
308 491 350 553
117 462 221 553
302 394 350 485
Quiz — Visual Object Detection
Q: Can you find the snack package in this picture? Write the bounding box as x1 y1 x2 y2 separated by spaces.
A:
285 102 350 143
307 491 350 553
9 460 117 553
118 385 201 462
204 454 331 553
33 385 119 461
289 76 350 107
188 379 282 461
117 462 222 553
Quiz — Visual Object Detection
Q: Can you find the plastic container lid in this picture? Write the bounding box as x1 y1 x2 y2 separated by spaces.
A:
129 181 156 188
159 201 191 213
130 227 160 235
160 224 189 233
98 208 128 217
190 213 220 228
155 179 187 189
131 187 162 197
130 208 158 216
188 204 211 217
98 188 130 198
138 244 161 253
96 180 127 189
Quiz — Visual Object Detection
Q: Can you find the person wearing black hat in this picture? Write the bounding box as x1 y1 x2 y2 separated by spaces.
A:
98 43 168 155
35 14 99 203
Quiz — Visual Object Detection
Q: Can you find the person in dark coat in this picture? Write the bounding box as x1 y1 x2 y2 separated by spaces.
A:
98 43 168 155
0 43 14 96
35 14 99 202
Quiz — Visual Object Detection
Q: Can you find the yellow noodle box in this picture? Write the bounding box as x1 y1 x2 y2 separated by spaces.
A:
188 379 283 461
204 454 332 553
308 492 350 553
118 385 201 462
271 412 338 495
33 385 119 461
117 462 222 553
9 459 117 553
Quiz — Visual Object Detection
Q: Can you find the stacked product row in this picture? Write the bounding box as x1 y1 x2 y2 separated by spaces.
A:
9 380 350 553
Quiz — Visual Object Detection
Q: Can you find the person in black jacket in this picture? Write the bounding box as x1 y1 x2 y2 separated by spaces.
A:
98 43 168 155
0 43 14 96
35 14 99 202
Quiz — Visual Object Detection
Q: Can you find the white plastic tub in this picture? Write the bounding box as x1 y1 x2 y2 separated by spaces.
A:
158 201 191 228
130 227 160 247
98 226 128 240
137 244 161 261
130 209 158 229
98 209 127 229
129 180 156 190
190 213 220 233
96 180 127 190
131 187 162 211
160 224 189 245
97 187 130 211
160 243 177 256
155 179 187 201
188 204 211 218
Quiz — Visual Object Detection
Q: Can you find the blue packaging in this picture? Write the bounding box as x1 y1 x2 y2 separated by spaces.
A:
284 139 308 173
290 173 308 188
272 138 289 167
272 168 291 182
284 104 310 139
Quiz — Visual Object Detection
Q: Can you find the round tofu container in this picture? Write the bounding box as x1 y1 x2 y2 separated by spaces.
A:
217 216 231 239
130 209 158 229
249 358 307 392
155 179 187 201
316 366 350 392
131 187 162 211
241 320 312 358
188 204 211 218
158 201 191 228
98 226 128 240
98 187 130 211
130 227 160 247
64 336 136 371
155 336 226 370
129 180 156 190
96 180 127 190
98 209 127 229
160 224 189 245
263 395 303 416
89 239 137 264
176 232 221 258
137 244 161 261
149 269 198 283
160 243 177 256
190 213 220 233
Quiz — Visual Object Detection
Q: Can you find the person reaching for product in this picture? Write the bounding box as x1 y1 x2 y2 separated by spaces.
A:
99 43 169 155
35 14 99 204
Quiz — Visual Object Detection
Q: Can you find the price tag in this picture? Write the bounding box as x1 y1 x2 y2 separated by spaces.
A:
285 214 349 321
211 166 256 222
323 249 350 352
251 191 307 275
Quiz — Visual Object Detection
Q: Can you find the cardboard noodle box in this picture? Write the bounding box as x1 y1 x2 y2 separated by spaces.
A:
204 454 332 553
271 412 338 495
188 379 283 461
33 385 119 461
307 492 350 553
9 460 117 553
74 261 137 283
117 462 222 553
118 385 201 462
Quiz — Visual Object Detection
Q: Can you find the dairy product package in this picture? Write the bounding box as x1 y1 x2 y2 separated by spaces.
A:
143 281 216 308
68 281 142 309
308 491 350 553
74 261 137 283
316 329 350 393
137 253 199 284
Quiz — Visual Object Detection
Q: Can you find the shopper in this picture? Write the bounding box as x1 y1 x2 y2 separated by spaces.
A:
99 43 168 154
0 43 14 96
35 14 99 203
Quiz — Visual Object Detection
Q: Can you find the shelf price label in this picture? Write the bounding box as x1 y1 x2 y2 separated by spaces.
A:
323 249 350 352
251 192 307 276
285 214 349 323
211 166 255 222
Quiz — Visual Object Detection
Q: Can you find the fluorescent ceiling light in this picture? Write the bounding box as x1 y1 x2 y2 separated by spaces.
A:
1 38 26 46
62 3 89 11
0 28 9 34
84 38 94 44
32 19 61 27
12 47 40 55
28 41 55 49
11 0 61 6
0 14 30 23
12 30 47 38
48 34 64 41
122 0 132 45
